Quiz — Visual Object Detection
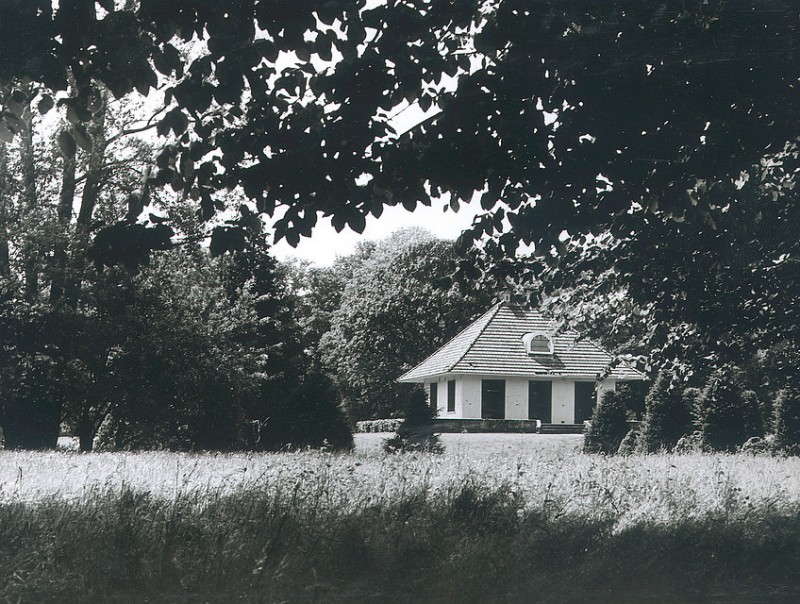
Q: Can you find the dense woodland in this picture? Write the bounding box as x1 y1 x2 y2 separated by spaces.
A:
1 2 799 452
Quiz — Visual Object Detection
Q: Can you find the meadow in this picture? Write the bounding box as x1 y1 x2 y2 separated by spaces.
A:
1 433 799 602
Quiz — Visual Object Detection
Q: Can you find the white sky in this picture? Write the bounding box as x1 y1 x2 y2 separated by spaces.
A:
269 198 482 265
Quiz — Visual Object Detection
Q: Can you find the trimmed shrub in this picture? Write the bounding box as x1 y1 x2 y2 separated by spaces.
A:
583 390 629 454
740 435 776 455
384 388 443 453
699 366 763 452
674 431 705 454
617 429 638 455
614 381 649 420
637 373 693 453
773 386 800 455
383 425 444 454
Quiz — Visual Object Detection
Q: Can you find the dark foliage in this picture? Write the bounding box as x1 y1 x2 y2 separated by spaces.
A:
637 373 694 453
0 355 62 450
90 273 247 452
699 366 764 453
400 386 435 429
613 381 648 420
584 390 629 455
225 242 353 451
323 230 492 421
773 386 800 456
384 387 443 454
245 371 353 452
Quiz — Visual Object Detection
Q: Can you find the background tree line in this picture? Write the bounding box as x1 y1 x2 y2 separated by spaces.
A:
0 102 487 453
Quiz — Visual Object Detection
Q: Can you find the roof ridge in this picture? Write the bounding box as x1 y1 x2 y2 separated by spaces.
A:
445 302 503 373
398 302 647 382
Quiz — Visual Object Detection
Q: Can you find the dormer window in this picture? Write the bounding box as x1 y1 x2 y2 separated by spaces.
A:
522 331 554 355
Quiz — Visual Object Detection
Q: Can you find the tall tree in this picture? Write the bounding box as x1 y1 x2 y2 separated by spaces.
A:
322 229 493 421
284 240 377 364
0 88 161 448
220 239 352 450
1 2 798 381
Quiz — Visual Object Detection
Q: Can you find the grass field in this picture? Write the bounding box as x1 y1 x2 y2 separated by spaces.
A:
1 433 800 602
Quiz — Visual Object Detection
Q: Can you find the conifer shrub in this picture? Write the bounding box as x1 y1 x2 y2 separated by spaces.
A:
637 372 693 453
384 388 443 453
683 387 705 427
616 429 639 455
583 390 629 454
674 431 705 454
741 389 765 439
614 381 648 419
773 386 800 455
699 366 763 452
739 435 776 455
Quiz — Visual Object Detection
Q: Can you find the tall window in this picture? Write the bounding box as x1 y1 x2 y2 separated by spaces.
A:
429 383 438 413
447 380 456 413
528 381 552 423
481 379 506 419
574 382 596 423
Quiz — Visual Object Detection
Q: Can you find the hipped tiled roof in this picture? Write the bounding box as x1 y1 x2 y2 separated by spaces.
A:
398 303 645 382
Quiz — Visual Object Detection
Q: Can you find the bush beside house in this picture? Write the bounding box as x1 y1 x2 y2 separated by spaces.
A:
699 367 764 452
637 372 693 453
583 390 629 454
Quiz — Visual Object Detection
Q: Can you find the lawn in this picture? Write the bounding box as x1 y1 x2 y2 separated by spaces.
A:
1 434 799 602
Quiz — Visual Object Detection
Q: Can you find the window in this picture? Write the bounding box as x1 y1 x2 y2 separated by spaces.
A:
522 331 554 355
528 381 552 423
574 382 596 424
429 383 438 412
447 380 456 413
481 379 506 419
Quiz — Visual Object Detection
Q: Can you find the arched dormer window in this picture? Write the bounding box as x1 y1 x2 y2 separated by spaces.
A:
522 331 554 355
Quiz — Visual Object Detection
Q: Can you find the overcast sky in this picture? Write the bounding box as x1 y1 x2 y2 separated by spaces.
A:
268 198 482 266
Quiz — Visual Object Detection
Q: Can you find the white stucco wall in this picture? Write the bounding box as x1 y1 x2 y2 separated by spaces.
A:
551 380 574 424
428 377 456 417
430 375 618 422
505 378 529 420
460 376 482 419
436 379 446 417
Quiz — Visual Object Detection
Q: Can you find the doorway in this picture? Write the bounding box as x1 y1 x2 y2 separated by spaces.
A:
528 381 552 423
481 379 506 419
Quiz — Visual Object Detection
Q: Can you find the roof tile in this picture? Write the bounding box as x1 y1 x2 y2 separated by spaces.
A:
398 303 644 382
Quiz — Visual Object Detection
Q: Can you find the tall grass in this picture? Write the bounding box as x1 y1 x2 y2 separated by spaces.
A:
1 434 799 602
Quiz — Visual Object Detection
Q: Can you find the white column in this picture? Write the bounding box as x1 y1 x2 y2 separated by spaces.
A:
551 380 574 424
460 376 482 419
505 377 528 420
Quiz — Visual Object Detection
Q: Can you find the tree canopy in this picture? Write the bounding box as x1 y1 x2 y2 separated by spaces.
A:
321 229 492 421
2 1 798 377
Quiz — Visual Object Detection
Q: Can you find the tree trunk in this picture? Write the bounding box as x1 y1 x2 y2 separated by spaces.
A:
20 107 39 302
0 144 9 278
64 103 107 307
49 151 77 303
77 419 95 452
